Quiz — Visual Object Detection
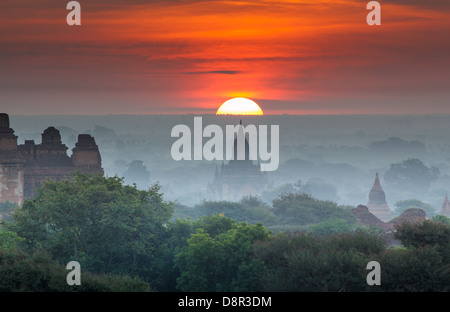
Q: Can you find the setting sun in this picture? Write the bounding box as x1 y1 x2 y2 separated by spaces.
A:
216 98 263 115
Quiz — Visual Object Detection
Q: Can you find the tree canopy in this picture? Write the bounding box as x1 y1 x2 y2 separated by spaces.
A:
175 217 270 292
9 173 173 278
385 158 439 193
394 199 436 217
271 192 354 225
1 172 449 292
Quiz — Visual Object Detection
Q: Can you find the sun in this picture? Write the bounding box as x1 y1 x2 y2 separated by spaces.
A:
216 98 263 115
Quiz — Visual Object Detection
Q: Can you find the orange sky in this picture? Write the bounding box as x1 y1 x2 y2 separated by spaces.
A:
1 0 449 114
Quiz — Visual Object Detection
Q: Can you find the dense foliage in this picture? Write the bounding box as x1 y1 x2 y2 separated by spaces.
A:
271 192 355 225
1 173 449 292
176 195 278 225
175 219 270 291
0 201 18 221
253 231 386 291
8 173 173 282
394 219 450 263
0 249 152 292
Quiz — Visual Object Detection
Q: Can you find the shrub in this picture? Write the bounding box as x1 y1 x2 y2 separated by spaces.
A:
0 249 153 292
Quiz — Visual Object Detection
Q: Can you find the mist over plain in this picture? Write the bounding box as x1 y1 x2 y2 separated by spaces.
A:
10 114 450 214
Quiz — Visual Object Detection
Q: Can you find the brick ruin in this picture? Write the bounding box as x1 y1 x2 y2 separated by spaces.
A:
351 205 427 245
0 113 103 205
352 205 427 232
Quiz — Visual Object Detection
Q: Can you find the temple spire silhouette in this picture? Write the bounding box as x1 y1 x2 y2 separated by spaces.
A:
366 172 391 221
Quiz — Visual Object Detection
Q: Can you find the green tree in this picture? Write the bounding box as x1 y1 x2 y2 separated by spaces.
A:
271 192 354 225
0 249 152 292
385 158 439 193
155 215 237 291
239 195 279 225
394 199 436 217
193 197 277 226
374 246 449 292
394 219 450 262
308 217 356 236
0 227 24 251
194 214 236 237
175 219 270 292
0 201 18 221
253 231 385 292
9 173 173 280
431 214 450 225
261 180 303 203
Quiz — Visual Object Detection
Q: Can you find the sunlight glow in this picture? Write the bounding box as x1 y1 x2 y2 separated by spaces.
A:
216 98 263 115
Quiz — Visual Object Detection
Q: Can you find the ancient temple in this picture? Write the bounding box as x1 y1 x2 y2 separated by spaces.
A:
207 121 269 201
366 172 392 221
0 113 103 204
441 194 450 217
0 113 25 204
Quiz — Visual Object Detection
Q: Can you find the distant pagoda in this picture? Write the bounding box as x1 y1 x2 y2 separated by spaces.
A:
207 120 269 201
367 172 392 221
441 194 450 217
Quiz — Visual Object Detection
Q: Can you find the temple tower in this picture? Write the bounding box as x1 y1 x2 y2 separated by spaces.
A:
21 127 74 198
367 172 392 221
20 131 103 199
441 194 450 217
0 113 25 204
1 113 104 202
37 127 72 165
72 134 103 174
207 120 269 200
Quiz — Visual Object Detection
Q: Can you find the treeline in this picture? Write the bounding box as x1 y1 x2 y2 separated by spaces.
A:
174 192 360 234
1 173 449 292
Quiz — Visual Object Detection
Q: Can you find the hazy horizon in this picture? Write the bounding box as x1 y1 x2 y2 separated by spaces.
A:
5 113 450 212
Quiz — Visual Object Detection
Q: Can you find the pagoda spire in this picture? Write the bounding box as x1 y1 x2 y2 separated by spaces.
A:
372 172 382 190
441 193 450 217
367 172 391 221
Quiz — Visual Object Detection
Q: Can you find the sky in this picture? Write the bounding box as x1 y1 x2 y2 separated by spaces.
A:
0 0 449 115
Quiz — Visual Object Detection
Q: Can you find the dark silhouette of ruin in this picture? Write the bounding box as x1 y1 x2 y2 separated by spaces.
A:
0 113 103 204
